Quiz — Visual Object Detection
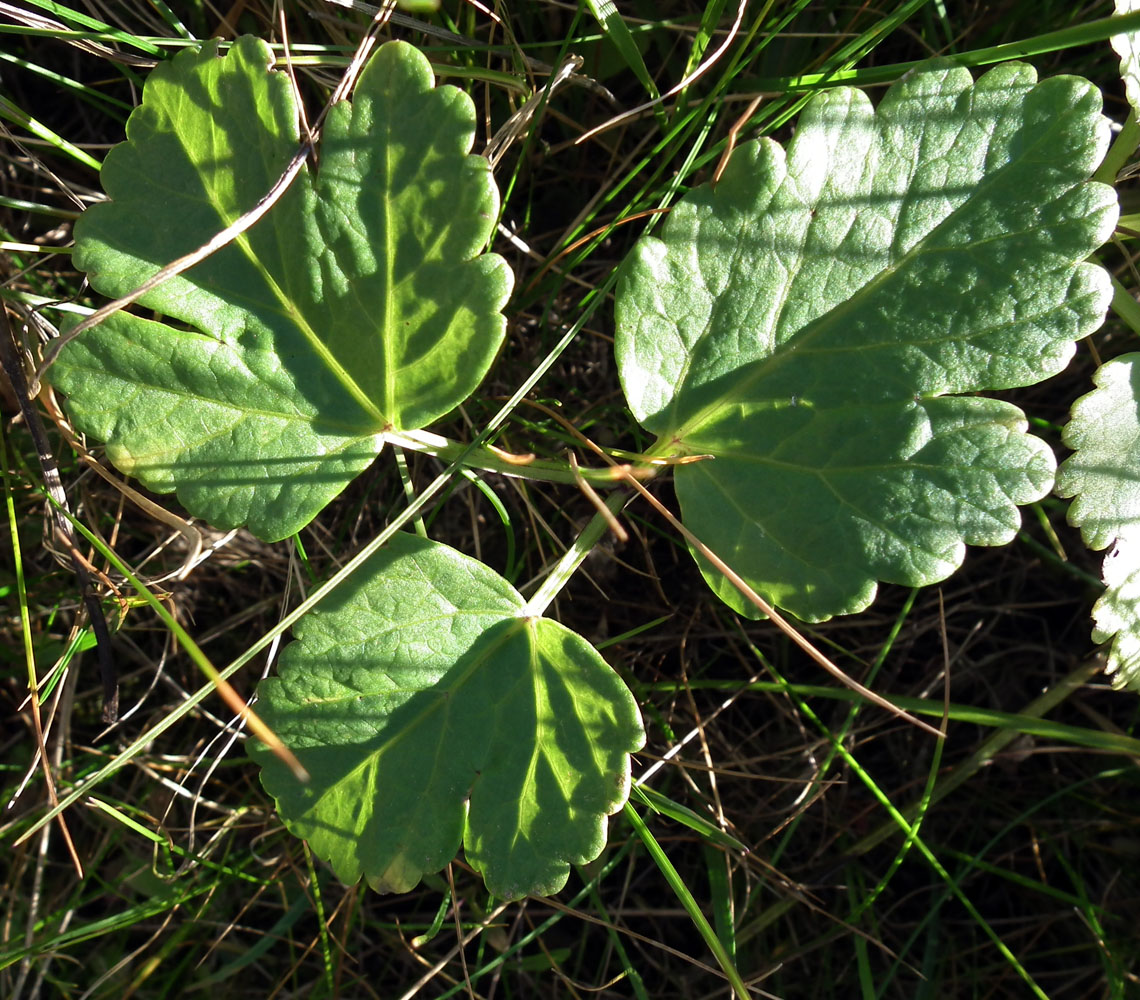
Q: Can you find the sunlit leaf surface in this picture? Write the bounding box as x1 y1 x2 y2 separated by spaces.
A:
52 38 511 540
1057 355 1140 691
251 533 645 899
616 61 1116 620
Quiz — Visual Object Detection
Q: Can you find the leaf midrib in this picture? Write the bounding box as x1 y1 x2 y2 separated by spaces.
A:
230 225 387 425
166 69 388 429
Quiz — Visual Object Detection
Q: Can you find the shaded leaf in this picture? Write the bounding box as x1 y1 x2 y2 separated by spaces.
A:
1057 354 1140 690
250 533 645 899
51 37 511 540
616 61 1116 621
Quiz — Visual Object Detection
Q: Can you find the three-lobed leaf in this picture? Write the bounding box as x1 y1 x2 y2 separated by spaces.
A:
250 532 646 900
616 61 1118 621
1056 355 1140 690
50 37 512 541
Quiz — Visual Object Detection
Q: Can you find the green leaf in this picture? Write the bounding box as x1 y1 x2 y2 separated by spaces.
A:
1114 0 1140 114
249 532 645 899
615 61 1117 621
50 37 512 541
1056 354 1140 691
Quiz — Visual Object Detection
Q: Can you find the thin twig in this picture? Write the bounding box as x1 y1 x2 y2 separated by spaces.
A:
621 471 944 739
569 451 628 543
712 94 763 186
33 135 315 386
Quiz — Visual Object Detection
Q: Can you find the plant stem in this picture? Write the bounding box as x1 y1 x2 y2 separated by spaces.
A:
1095 108 1140 187
522 490 629 617
1110 272 1140 336
388 426 659 487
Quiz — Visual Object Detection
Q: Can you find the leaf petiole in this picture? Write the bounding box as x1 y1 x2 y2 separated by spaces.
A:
388 426 659 486
521 490 630 617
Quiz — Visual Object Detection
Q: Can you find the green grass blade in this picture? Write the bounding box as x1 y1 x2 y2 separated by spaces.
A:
583 0 659 101
623 803 749 1000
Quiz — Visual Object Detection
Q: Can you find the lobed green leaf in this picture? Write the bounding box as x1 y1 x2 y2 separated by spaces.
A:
250 533 645 899
1057 354 1140 690
51 37 512 540
616 60 1117 621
